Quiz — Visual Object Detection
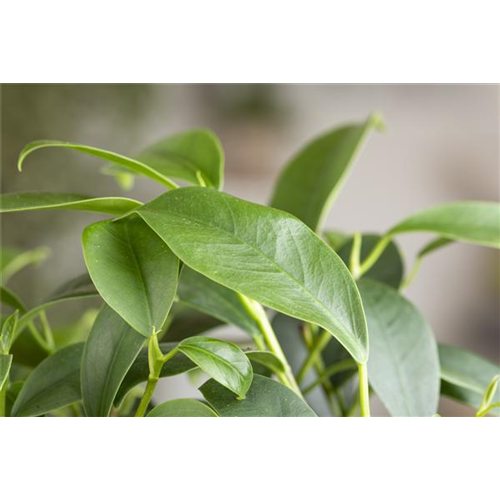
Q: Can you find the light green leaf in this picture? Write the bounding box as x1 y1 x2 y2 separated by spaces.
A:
337 234 404 289
11 343 84 417
81 305 145 417
177 266 261 341
389 202 500 248
0 192 141 216
439 344 500 416
271 114 383 231
477 375 500 416
1 245 50 284
245 350 285 374
359 280 440 416
138 187 368 364
178 337 253 399
0 354 13 391
147 398 218 417
1 311 19 354
200 373 317 417
83 215 179 337
18 140 178 189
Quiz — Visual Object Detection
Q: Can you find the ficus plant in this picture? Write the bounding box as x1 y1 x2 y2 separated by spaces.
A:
1 114 499 417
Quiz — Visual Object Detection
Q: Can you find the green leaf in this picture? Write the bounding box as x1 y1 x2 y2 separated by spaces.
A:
138 187 368 364
200 373 317 417
359 280 440 416
0 286 27 314
11 343 84 417
164 303 222 342
83 215 179 337
115 343 195 406
177 266 261 341
177 337 253 399
1 245 50 284
270 114 383 232
245 350 285 374
135 129 224 189
1 311 19 354
477 375 500 416
0 354 13 391
324 230 350 251
389 202 500 248
337 234 404 289
81 305 145 417
0 192 141 216
439 344 500 415
18 140 178 189
147 398 218 417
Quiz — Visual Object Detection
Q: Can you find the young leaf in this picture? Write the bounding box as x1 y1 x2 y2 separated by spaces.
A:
177 337 253 399
177 266 262 341
114 343 195 406
0 354 13 391
0 192 141 216
200 373 317 417
439 344 500 415
83 215 179 337
359 279 440 416
337 234 404 289
138 187 368 364
11 343 84 417
1 245 50 284
389 202 500 248
270 114 382 232
476 375 500 416
81 305 145 417
135 129 224 189
147 398 218 417
18 140 178 189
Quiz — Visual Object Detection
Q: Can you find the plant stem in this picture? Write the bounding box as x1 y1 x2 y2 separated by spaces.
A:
400 257 422 291
349 232 362 279
135 376 158 418
296 330 332 384
238 294 302 396
39 311 55 351
0 376 8 417
358 235 391 278
475 402 500 417
302 358 357 395
358 363 371 417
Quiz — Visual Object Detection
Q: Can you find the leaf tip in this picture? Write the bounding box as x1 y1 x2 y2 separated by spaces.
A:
369 112 386 132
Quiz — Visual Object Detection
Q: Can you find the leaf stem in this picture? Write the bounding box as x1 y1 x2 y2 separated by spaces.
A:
358 235 391 278
296 329 332 384
358 363 371 417
302 358 357 395
399 257 422 291
0 378 7 417
475 402 500 417
349 232 362 279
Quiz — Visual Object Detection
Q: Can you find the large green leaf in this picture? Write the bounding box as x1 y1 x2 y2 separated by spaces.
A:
11 343 84 417
389 202 500 248
439 344 500 415
359 280 440 416
177 337 253 399
0 192 141 216
18 140 178 189
81 306 145 417
337 234 404 289
177 266 261 341
0 354 13 391
270 114 382 232
83 215 179 337
200 373 317 417
136 129 224 189
1 245 50 284
138 187 368 364
147 398 218 417
115 343 196 406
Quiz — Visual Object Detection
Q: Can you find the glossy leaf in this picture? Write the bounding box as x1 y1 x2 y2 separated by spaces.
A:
18 140 178 189
439 344 500 415
271 114 382 231
359 280 440 416
389 202 500 248
115 343 195 406
245 350 285 374
83 215 179 337
200 374 317 417
147 398 218 417
0 192 141 216
0 354 13 391
178 337 253 399
12 343 84 417
81 306 145 417
1 245 50 284
138 187 368 364
177 266 261 341
337 234 404 289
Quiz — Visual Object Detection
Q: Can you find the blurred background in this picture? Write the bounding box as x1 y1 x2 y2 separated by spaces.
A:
1 84 498 415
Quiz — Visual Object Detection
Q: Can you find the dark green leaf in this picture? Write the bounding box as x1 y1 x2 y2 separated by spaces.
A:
147 398 218 417
245 350 285 374
11 343 84 417
0 192 141 216
270 114 382 231
337 234 404 289
178 337 253 399
164 303 222 342
0 354 13 391
359 280 440 416
138 187 368 364
81 305 145 417
0 286 27 313
83 215 179 337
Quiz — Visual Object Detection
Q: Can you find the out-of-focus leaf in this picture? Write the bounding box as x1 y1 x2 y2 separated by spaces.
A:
1 246 50 284
324 230 350 251
0 354 13 391
147 398 218 417
0 286 27 313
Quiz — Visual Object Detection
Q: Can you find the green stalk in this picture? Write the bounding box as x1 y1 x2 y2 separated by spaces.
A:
0 378 7 417
358 363 371 417
349 232 362 279
39 311 55 352
296 330 332 384
358 235 391 278
302 358 357 395
238 294 302 396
